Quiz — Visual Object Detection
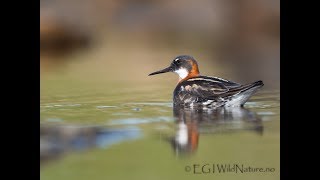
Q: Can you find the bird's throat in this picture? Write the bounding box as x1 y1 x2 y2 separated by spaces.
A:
175 68 189 79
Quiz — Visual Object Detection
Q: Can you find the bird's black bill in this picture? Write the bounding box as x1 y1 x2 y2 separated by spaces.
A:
148 66 172 76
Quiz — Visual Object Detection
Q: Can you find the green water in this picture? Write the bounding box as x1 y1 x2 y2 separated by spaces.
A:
40 70 280 180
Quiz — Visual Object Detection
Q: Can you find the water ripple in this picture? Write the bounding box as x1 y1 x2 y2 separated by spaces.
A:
108 116 173 125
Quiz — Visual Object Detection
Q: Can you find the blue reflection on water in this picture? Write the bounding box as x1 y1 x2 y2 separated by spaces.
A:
95 126 141 148
41 125 142 162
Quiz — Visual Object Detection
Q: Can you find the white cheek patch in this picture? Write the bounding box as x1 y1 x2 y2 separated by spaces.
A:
174 68 189 79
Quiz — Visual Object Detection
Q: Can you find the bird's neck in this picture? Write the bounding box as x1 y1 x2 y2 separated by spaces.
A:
178 71 200 83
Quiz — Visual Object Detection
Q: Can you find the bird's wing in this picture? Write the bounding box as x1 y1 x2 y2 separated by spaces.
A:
184 76 241 94
179 77 233 100
180 77 263 100
201 76 242 89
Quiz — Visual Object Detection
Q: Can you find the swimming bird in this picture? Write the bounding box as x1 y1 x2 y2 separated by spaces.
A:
148 55 263 107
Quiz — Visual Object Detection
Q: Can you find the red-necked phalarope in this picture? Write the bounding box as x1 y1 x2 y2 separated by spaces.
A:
148 55 264 107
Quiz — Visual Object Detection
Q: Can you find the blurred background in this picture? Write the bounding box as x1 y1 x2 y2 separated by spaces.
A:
41 0 279 88
40 1 280 180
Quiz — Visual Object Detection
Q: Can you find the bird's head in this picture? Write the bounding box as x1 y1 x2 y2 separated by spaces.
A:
148 55 200 81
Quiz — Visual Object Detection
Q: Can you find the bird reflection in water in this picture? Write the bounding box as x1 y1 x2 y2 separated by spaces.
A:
170 106 263 156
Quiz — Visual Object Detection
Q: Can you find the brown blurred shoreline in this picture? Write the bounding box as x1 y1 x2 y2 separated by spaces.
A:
41 0 279 89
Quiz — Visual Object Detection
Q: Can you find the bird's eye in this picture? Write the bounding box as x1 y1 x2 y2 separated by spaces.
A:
174 58 181 63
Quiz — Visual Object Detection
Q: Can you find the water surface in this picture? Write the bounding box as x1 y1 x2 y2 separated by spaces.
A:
40 75 279 180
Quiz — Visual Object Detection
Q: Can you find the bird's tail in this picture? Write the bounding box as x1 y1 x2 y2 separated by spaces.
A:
239 80 264 93
224 80 264 107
